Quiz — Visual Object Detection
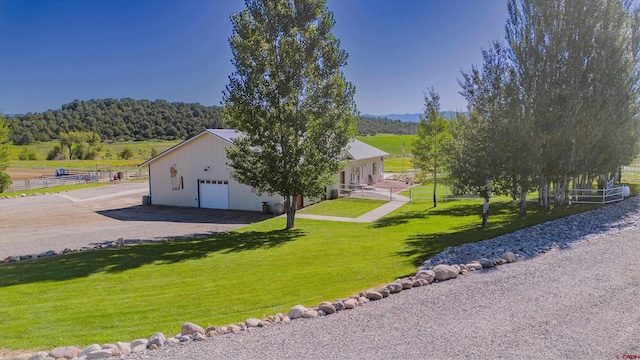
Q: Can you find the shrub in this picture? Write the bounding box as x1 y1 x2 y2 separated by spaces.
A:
46 144 65 160
118 147 134 160
18 147 37 161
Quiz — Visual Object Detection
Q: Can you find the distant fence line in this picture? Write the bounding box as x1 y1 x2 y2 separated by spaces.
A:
406 183 626 205
6 169 148 193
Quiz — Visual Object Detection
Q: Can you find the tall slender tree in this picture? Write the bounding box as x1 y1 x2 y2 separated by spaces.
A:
223 0 358 229
413 88 451 208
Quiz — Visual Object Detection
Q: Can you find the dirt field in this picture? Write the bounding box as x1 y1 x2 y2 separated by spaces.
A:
6 168 55 181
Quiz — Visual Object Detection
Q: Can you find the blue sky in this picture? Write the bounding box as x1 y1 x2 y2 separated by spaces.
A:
0 0 508 116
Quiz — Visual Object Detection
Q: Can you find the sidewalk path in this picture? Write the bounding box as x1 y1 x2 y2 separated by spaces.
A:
295 192 410 223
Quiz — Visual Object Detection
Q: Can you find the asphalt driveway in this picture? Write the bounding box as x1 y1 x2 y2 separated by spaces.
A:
0 183 272 259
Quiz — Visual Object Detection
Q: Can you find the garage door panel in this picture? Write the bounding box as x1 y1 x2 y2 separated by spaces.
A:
199 180 229 209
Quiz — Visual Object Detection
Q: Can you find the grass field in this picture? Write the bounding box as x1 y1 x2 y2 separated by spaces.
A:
0 195 605 351
357 134 417 172
8 140 180 170
356 134 416 156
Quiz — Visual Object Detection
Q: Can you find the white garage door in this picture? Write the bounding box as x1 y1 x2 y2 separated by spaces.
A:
199 180 229 209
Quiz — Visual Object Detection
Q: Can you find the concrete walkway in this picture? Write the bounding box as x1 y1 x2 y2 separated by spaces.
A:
295 193 410 223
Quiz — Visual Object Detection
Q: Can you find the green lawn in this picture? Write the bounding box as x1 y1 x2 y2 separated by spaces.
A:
356 134 418 173
357 134 417 156
298 198 386 217
382 156 415 173
0 196 606 352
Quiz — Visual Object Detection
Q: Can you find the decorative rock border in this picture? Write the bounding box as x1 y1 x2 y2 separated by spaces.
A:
0 239 126 265
5 251 517 360
0 192 50 200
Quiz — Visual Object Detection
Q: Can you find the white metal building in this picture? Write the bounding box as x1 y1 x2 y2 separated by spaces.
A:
140 129 389 212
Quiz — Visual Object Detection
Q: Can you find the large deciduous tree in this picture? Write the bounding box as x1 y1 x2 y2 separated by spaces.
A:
413 87 451 208
0 115 12 192
223 0 358 229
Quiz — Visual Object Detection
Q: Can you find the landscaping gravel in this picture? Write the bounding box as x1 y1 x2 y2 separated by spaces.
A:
423 196 640 268
118 197 640 360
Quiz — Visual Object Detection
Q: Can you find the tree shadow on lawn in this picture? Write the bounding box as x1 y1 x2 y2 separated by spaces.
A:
398 199 638 267
0 229 304 288
371 209 432 228
371 202 498 228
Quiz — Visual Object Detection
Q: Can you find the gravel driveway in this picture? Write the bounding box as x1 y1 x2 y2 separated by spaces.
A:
125 223 640 359
0 183 272 259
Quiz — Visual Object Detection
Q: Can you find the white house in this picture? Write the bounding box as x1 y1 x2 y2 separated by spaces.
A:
139 129 389 212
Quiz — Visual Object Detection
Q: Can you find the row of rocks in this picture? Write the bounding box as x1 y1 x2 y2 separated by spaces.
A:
11 342 132 360
0 192 49 200
1 239 126 265
422 196 640 269
9 248 518 360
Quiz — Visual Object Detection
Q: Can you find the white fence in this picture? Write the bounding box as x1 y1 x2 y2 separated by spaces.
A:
563 185 625 204
332 184 395 201
7 175 99 192
405 183 626 205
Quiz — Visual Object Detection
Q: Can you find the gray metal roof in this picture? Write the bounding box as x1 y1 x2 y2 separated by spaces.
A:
344 139 389 160
140 129 388 167
205 129 240 144
206 129 388 160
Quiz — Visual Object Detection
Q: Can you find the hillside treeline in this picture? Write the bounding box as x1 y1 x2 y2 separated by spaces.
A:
7 99 417 144
7 98 224 144
357 116 417 135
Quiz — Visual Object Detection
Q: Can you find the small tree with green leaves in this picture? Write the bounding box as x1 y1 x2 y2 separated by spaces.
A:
58 131 101 160
18 147 37 161
413 87 451 208
118 147 134 160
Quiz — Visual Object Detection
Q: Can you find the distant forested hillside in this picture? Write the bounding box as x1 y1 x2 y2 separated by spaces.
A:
358 115 417 135
6 98 417 144
7 98 224 144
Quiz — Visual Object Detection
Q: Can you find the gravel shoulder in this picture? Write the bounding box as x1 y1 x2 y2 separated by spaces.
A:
125 216 640 359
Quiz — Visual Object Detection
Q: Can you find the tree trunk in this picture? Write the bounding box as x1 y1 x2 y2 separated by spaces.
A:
519 190 527 216
538 177 550 211
481 179 491 228
433 169 437 208
284 195 297 230
563 176 570 206
554 177 570 208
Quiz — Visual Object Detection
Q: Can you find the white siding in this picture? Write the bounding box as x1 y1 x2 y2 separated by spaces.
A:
147 131 381 211
229 182 284 212
342 158 384 188
149 133 230 207
149 133 286 211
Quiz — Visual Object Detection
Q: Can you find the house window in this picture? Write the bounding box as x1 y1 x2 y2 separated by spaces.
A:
372 162 377 174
